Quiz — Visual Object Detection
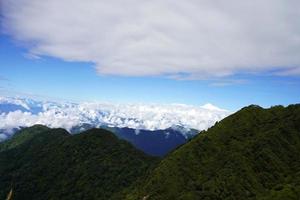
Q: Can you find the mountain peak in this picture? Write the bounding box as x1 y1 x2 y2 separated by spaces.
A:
0 96 230 136
0 126 157 199
201 103 226 111
129 103 300 200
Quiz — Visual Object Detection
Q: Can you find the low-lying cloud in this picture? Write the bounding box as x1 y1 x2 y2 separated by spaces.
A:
0 97 230 140
2 0 300 78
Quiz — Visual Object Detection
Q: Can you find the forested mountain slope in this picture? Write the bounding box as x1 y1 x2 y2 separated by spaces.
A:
1 104 299 200
0 126 157 200
126 104 300 200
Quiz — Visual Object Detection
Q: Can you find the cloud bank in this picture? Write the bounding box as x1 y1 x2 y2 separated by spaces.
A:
0 97 230 140
2 0 300 78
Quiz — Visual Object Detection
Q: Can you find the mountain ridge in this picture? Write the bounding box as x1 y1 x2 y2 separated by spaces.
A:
0 104 299 199
0 96 229 140
125 104 300 200
0 126 158 200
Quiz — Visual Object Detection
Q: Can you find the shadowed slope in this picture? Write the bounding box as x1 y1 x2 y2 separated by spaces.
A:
0 127 157 200
126 105 300 200
1 104 299 200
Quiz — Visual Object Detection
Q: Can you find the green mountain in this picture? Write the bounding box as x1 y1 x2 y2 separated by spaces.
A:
0 125 50 152
0 126 157 200
0 104 300 200
126 104 300 200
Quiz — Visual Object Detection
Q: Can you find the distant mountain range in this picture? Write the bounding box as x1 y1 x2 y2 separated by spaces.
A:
70 123 198 156
0 96 229 155
0 104 299 199
1 125 196 157
0 96 229 137
104 126 198 156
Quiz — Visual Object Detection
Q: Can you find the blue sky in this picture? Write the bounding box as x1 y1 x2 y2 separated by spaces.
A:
1 0 300 111
1 35 299 111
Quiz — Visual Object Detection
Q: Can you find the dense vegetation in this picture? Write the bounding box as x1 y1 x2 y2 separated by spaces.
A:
0 104 299 200
0 126 157 200
126 104 300 200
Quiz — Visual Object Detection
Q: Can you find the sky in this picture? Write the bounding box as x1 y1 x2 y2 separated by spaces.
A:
0 0 300 111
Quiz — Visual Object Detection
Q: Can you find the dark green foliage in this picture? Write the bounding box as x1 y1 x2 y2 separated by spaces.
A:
0 125 50 152
0 127 157 200
126 104 300 200
1 104 300 200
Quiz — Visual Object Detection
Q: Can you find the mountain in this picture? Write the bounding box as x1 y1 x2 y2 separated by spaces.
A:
1 121 197 157
125 104 300 200
0 96 228 156
60 124 197 156
0 125 50 152
0 97 43 114
0 96 229 141
1 104 299 200
102 126 198 157
0 126 157 200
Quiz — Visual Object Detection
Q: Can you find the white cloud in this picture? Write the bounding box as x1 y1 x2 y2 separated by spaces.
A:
0 97 230 134
2 0 300 78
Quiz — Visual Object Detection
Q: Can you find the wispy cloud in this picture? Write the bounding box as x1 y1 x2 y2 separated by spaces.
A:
0 76 9 82
22 52 41 60
0 75 10 91
273 67 300 76
209 79 248 87
2 0 300 79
